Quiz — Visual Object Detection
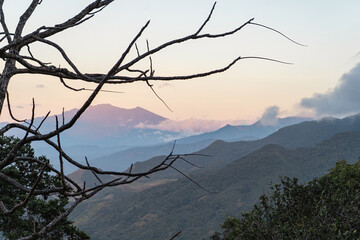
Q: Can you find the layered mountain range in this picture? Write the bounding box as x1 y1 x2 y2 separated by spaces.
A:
7 104 359 239
68 111 360 239
1 104 308 173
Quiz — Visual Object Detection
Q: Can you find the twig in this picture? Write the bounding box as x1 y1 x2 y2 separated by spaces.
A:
60 77 123 93
249 22 308 47
168 164 214 193
55 116 67 191
35 111 50 132
145 39 173 111
85 156 104 185
6 90 27 122
169 231 182 240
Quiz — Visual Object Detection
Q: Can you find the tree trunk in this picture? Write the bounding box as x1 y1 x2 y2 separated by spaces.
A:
0 59 15 117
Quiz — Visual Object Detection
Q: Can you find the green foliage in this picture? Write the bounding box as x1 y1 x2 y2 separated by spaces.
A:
0 136 89 240
213 160 360 239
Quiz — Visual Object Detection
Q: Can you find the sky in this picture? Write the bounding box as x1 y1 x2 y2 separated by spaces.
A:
2 0 360 126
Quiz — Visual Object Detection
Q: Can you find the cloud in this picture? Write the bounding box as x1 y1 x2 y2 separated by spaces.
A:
259 106 279 126
26 103 41 107
135 118 249 135
36 84 45 88
12 104 41 110
156 82 173 89
301 63 360 116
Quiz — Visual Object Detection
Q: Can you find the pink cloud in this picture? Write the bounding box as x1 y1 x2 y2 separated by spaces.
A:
135 118 251 135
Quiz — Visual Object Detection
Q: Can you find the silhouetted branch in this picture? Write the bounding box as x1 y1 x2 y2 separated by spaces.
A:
0 0 304 237
178 157 204 169
60 77 123 93
55 116 67 191
0 0 12 44
35 110 50 132
85 156 103 185
6 90 26 123
169 231 182 240
167 164 214 193
249 22 308 47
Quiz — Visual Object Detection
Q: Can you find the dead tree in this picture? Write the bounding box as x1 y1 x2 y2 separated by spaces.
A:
0 1 303 239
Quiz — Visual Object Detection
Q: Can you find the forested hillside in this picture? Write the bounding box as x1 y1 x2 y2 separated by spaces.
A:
71 130 360 239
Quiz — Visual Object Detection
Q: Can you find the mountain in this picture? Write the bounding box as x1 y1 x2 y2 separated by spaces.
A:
70 112 360 186
176 116 310 144
261 114 360 148
1 104 185 173
65 104 166 129
35 144 133 174
4 104 313 175
68 139 215 187
71 130 360 240
56 106 310 174
66 115 310 176
69 115 360 239
44 104 179 146
3 104 183 148
24 104 180 173
85 139 214 171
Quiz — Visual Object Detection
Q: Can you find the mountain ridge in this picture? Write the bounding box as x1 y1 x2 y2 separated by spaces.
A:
69 112 360 187
71 129 360 240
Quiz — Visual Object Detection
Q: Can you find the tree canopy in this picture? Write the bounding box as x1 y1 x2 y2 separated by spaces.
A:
212 160 360 239
0 135 89 240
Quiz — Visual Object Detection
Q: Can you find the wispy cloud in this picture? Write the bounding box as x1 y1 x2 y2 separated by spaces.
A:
135 118 250 135
301 63 360 116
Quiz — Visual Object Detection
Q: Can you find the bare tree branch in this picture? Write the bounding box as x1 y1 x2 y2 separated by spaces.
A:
35 110 50 132
55 116 67 191
59 76 123 93
144 39 173 111
14 0 40 40
0 0 114 53
169 231 182 240
85 156 103 185
6 90 27 123
0 0 12 43
167 164 214 193
32 36 85 77
0 1 304 237
249 22 308 47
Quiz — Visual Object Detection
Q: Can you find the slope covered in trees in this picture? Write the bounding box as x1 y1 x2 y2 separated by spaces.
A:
0 136 88 240
212 160 360 239
71 129 360 239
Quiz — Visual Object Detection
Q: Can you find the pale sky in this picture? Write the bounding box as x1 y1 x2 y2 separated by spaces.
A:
2 0 360 123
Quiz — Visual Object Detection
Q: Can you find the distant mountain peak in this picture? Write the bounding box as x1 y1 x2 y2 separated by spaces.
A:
51 104 169 141
66 104 167 125
69 104 157 114
89 103 115 109
222 124 234 129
